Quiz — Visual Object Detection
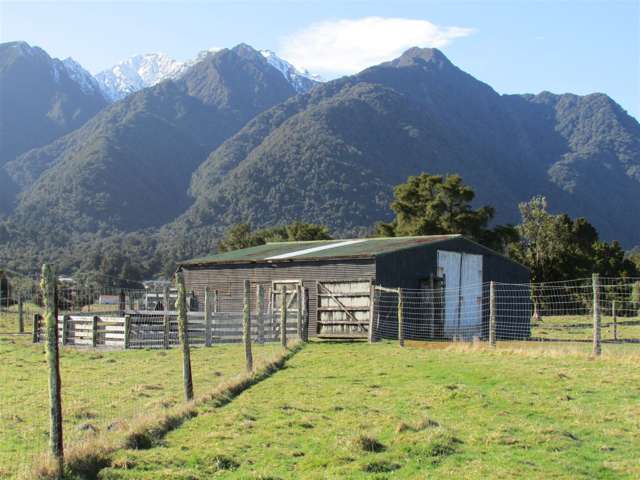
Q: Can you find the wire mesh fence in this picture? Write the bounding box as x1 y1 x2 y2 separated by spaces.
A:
0 278 303 477
370 276 640 347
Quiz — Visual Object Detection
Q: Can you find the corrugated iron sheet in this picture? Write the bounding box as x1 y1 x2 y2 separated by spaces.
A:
180 235 461 266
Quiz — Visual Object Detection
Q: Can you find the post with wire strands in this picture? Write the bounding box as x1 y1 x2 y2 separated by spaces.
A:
32 314 40 343
592 273 602 357
92 315 99 347
296 283 303 339
489 281 497 347
176 271 194 401
204 286 212 347
163 286 170 349
280 286 287 348
256 284 265 344
398 288 404 347
41 264 64 476
61 315 70 346
18 296 24 334
243 280 253 372
124 315 131 349
368 284 376 344
118 289 126 316
612 300 618 342
302 287 309 343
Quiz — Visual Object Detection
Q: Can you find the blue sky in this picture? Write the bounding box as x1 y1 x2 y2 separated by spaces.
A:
2 0 638 118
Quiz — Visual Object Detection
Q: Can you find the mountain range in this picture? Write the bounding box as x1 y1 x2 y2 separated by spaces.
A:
95 48 320 101
0 40 638 275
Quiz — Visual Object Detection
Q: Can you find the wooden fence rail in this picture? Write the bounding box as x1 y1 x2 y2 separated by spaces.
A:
33 311 299 349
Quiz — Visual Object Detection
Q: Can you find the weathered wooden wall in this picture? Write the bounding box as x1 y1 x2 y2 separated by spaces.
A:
182 259 376 338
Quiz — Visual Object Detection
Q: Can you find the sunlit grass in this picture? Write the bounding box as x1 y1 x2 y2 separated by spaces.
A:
99 341 640 479
0 335 283 479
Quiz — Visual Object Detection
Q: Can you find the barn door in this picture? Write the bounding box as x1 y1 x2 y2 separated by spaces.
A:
460 254 483 337
437 251 483 339
316 280 371 338
437 251 462 338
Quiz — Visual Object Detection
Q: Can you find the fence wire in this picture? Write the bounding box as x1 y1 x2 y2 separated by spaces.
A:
0 280 298 477
371 277 640 345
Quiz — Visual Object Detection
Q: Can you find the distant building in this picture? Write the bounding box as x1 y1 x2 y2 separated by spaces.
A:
98 294 121 305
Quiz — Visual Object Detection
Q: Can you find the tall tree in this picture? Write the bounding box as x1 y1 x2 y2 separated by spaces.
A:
376 173 517 251
512 196 638 281
512 196 568 283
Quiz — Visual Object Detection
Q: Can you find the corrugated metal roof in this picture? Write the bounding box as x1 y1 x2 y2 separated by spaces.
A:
180 235 461 266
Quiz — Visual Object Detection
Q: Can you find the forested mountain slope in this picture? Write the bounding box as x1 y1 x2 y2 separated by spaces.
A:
179 47 640 246
4 44 296 233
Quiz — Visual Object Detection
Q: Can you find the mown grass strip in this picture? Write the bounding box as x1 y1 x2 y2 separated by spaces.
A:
24 342 304 480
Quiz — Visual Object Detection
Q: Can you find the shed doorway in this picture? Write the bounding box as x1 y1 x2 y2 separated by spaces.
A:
437 250 483 339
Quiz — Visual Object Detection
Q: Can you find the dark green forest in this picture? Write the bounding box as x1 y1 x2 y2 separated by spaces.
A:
1 43 639 286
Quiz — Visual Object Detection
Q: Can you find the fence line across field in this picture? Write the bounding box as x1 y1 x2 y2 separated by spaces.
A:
368 275 640 352
29 281 308 348
3 274 307 477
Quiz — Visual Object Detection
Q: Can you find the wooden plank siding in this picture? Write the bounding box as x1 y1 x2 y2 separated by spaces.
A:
182 259 376 338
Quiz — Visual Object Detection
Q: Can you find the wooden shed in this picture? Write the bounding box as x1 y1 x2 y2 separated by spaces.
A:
179 235 530 340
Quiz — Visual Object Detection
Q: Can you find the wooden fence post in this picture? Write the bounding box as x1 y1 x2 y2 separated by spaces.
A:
256 284 264 344
612 300 618 342
41 264 63 476
398 288 404 347
92 315 98 348
243 280 253 372
119 289 126 316
204 287 212 347
18 296 24 334
489 281 497 347
124 315 131 349
280 286 287 348
32 313 40 343
592 273 602 356
163 286 170 349
271 289 277 339
214 289 219 314
176 272 193 401
302 287 309 343
296 283 303 339
368 284 376 344
61 315 70 346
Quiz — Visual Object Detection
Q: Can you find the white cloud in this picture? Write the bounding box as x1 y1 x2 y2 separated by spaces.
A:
280 17 474 76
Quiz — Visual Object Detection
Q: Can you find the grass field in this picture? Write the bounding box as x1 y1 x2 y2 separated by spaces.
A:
95 341 640 480
532 315 640 342
0 303 40 333
0 335 283 479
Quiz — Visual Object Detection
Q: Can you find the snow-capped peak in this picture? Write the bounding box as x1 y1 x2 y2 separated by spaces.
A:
259 49 321 93
95 53 187 101
94 46 322 101
61 57 104 97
